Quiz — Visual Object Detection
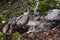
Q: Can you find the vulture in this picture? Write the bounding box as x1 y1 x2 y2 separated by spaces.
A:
3 10 30 34
14 10 30 33
16 9 29 26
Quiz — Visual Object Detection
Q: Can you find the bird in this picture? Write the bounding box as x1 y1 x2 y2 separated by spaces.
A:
14 9 30 33
16 9 29 26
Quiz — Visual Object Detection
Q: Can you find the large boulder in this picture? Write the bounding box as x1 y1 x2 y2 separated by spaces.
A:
37 22 57 31
44 9 60 27
44 9 60 21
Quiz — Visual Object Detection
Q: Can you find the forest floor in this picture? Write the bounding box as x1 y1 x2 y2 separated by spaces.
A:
22 29 60 40
0 0 29 13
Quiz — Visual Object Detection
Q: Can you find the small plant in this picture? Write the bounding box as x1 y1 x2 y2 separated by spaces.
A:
0 32 6 40
12 32 22 40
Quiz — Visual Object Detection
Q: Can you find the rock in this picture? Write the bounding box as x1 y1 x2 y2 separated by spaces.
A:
44 9 60 21
44 9 60 28
27 26 36 33
27 20 40 26
35 22 57 32
26 20 41 33
52 15 60 21
33 16 40 21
